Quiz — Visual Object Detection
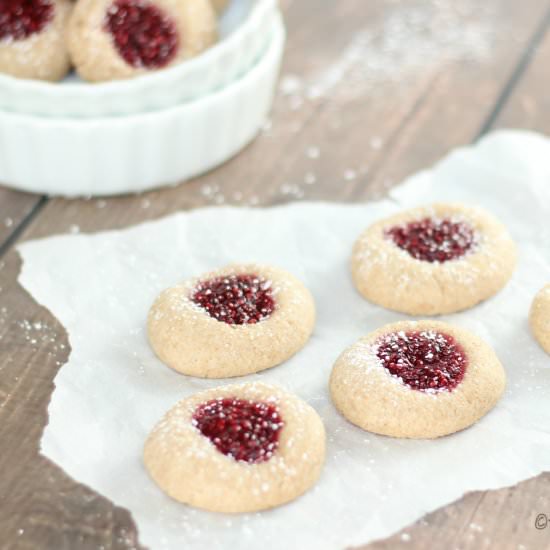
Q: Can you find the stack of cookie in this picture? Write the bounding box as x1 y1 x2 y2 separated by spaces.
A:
0 0 283 196
0 0 222 81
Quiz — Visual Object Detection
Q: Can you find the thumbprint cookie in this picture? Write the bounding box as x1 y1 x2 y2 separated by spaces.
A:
330 320 506 439
66 0 217 81
0 0 72 80
351 203 517 315
144 382 326 513
148 263 316 378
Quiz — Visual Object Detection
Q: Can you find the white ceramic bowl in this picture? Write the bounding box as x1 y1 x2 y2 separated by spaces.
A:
0 15 284 197
0 0 276 118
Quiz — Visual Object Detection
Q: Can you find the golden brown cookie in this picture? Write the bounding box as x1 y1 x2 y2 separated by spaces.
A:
148 263 316 378
144 382 326 513
351 203 517 315
530 284 550 355
0 0 72 81
66 0 217 82
330 320 506 439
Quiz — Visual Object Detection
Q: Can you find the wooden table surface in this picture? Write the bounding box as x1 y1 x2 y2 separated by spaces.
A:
2 1 550 548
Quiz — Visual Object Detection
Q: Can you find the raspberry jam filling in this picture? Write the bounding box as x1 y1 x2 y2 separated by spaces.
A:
386 217 475 263
376 330 467 392
192 273 275 325
192 398 284 464
104 0 178 69
0 0 54 41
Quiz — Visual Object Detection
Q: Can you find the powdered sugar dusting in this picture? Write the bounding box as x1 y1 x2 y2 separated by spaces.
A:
148 381 316 484
279 0 500 104
353 205 510 297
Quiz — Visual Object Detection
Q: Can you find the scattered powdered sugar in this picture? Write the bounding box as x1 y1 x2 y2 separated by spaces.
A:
199 182 220 199
340 339 382 377
197 182 266 207
306 146 321 160
267 0 505 202
279 182 305 199
279 0 501 104
0 315 67 369
344 170 357 182
304 172 317 185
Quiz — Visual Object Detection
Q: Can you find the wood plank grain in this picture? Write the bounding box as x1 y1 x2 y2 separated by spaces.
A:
355 0 550 199
0 189 41 254
1 1 550 549
494 17 550 132
0 251 143 550
363 475 550 550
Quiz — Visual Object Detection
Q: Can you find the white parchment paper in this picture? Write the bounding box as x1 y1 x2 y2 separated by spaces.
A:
18 130 550 549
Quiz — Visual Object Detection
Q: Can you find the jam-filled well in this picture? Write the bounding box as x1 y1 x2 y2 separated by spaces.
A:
0 0 54 41
386 217 475 263
193 398 284 463
104 0 179 69
192 273 275 325
376 330 467 392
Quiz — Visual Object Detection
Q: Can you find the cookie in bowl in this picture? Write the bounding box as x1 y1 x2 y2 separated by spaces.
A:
330 320 506 439
0 0 72 80
351 203 517 315
144 382 326 513
148 263 316 378
66 0 217 81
